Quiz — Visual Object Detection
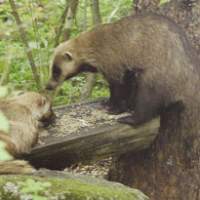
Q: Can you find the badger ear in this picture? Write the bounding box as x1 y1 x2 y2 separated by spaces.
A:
63 51 73 61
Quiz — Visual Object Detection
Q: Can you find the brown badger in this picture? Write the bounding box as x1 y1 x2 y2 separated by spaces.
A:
0 92 54 174
46 14 200 125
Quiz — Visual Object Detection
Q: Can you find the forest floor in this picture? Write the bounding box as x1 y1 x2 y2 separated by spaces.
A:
38 100 129 179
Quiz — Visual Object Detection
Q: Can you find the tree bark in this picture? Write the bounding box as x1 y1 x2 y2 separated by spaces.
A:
63 0 79 41
8 0 41 90
91 0 102 25
81 0 102 100
108 1 200 199
109 88 200 200
54 0 78 46
54 0 70 47
133 0 200 55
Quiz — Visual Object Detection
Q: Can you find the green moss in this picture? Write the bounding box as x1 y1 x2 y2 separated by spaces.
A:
0 175 148 200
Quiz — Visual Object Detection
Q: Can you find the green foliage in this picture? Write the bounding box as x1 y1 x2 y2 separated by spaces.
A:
0 112 9 133
0 0 132 105
0 175 149 200
19 179 51 200
0 141 13 161
159 0 170 6
100 0 133 22
0 86 10 133
0 86 9 98
0 86 12 161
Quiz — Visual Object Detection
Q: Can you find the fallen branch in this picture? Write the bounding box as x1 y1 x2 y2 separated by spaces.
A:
25 100 159 169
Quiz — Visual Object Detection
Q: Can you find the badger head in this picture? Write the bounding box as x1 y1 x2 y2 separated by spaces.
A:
46 40 97 91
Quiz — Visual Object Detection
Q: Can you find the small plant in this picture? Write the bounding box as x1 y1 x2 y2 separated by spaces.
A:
19 179 52 200
159 0 170 6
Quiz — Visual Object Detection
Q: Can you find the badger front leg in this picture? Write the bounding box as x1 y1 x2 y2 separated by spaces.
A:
105 71 137 114
118 79 163 126
105 81 128 114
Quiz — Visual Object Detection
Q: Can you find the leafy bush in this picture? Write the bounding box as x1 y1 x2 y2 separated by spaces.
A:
0 0 132 105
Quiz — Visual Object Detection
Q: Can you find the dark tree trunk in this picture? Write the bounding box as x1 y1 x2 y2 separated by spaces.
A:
63 0 79 41
108 1 200 199
133 0 200 55
109 101 200 199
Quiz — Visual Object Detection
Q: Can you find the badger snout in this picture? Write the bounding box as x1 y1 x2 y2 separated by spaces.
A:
40 109 56 127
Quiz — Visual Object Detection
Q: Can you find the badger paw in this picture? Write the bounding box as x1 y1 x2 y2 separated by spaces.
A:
117 115 143 127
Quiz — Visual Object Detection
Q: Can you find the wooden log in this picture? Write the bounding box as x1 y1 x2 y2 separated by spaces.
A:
24 100 160 169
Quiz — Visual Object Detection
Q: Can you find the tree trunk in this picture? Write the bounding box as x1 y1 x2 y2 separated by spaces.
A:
108 1 200 199
9 0 41 90
63 0 79 41
54 0 79 46
91 0 102 25
81 0 102 101
54 1 69 47
109 101 200 200
133 0 200 55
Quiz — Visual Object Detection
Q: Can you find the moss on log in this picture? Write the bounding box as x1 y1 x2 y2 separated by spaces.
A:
0 170 148 200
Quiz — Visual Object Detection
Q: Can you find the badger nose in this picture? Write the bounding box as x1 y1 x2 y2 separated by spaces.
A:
40 109 56 127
